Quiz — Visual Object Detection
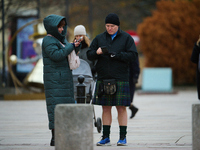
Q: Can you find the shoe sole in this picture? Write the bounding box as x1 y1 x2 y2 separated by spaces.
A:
117 143 127 146
96 142 111 146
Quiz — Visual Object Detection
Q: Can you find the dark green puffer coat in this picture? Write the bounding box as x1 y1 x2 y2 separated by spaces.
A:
42 14 79 129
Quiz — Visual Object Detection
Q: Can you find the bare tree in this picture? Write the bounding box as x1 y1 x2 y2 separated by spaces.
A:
0 0 39 31
1 0 159 36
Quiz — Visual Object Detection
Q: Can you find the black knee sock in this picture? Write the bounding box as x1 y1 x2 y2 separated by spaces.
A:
103 125 111 138
119 126 127 139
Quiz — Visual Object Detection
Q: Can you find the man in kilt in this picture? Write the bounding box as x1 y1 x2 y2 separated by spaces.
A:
87 13 138 146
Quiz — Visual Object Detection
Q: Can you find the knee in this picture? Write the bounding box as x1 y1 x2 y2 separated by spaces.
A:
102 106 112 113
116 106 126 113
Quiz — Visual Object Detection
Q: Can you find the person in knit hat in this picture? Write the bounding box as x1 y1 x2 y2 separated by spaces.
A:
105 13 120 26
72 25 94 72
87 13 138 146
74 25 86 36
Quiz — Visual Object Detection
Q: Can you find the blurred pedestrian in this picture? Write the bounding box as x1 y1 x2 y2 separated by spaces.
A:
73 25 95 73
129 56 140 118
42 14 81 146
87 13 138 146
191 35 200 100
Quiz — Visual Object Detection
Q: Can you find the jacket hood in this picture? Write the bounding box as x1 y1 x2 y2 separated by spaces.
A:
43 14 67 42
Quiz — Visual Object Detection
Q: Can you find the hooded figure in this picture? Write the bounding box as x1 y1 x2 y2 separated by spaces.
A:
42 14 80 146
191 36 200 100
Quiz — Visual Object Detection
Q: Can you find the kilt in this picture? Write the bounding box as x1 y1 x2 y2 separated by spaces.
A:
92 80 131 106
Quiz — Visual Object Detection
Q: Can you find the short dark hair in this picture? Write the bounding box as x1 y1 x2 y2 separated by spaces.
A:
57 19 66 27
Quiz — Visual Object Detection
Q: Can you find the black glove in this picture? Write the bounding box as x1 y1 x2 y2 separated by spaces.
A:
109 52 117 58
101 46 109 54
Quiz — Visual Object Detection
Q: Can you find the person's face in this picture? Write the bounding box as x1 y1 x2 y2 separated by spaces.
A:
75 35 84 42
58 25 64 34
105 24 119 35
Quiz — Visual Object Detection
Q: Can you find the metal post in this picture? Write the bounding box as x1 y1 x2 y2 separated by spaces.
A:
2 0 6 87
88 0 93 38
65 0 69 26
37 0 40 18
76 75 86 103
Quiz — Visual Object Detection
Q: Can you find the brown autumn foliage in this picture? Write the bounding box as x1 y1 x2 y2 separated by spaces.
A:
1 0 159 38
137 0 200 85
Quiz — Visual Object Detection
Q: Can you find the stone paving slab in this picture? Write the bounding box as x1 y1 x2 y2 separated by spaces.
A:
0 89 199 150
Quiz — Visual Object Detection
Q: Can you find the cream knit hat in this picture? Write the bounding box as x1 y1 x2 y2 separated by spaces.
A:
74 25 86 36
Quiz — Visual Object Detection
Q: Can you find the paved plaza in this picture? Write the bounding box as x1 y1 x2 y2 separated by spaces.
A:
0 88 199 150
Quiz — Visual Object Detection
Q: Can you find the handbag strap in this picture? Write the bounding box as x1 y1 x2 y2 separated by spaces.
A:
47 34 65 47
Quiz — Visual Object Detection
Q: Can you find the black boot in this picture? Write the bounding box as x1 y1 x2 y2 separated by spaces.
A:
50 129 55 146
129 104 138 119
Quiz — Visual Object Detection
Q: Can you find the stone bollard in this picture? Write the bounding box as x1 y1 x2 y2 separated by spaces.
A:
55 104 93 150
192 104 200 150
